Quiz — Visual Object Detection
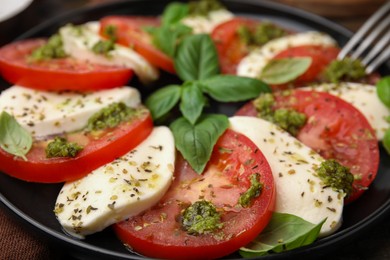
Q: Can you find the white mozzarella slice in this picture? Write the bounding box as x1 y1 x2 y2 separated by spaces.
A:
237 31 337 78
180 9 234 34
229 116 344 237
60 21 159 85
302 82 390 140
54 126 175 238
0 85 140 137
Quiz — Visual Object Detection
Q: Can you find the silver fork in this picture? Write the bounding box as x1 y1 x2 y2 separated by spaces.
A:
337 1 390 74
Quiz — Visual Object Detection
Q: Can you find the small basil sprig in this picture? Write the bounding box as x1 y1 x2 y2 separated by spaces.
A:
0 111 33 160
146 34 270 173
377 76 390 155
170 114 229 173
240 212 325 257
260 57 312 84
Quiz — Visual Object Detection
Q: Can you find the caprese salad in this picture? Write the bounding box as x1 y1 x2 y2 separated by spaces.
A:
0 0 389 259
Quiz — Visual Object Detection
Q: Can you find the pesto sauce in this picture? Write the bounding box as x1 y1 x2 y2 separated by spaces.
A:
91 39 115 55
46 137 83 158
253 93 307 136
181 200 223 235
324 57 366 83
86 102 140 131
316 159 354 197
29 34 68 61
237 22 287 46
238 173 263 207
188 0 224 16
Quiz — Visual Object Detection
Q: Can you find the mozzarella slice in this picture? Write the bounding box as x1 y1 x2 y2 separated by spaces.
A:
229 116 344 237
0 85 140 137
54 126 175 238
60 21 159 85
302 82 390 140
237 31 337 79
180 9 234 34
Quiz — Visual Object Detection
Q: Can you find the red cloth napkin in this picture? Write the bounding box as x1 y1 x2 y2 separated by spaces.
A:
0 207 51 259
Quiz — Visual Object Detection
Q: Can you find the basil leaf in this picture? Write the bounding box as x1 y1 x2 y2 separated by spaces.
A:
240 212 325 257
170 114 229 173
145 85 181 120
0 111 33 160
175 34 219 81
148 24 192 57
383 128 390 155
162 2 189 26
377 76 390 108
260 57 312 84
202 75 271 102
180 82 206 125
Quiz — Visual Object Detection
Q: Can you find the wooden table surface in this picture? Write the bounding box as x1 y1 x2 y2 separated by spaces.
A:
0 0 389 259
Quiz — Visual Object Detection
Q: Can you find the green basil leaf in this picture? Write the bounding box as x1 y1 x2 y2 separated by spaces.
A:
0 111 33 160
175 34 219 81
377 76 390 108
180 82 206 125
145 85 181 120
240 212 325 257
383 128 390 155
202 75 271 102
260 57 312 84
170 114 229 173
148 24 192 57
162 2 189 26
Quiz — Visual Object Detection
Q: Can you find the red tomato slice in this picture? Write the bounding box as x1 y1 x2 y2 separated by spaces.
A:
211 18 259 74
0 39 134 91
272 45 339 88
114 129 275 259
0 109 153 183
99 16 175 74
236 90 379 203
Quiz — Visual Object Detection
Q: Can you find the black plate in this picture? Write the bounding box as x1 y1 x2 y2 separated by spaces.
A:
1 1 389 259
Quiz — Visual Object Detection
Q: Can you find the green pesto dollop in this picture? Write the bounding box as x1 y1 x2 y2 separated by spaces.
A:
86 102 140 131
237 22 287 46
253 93 307 136
324 57 366 83
181 200 223 235
91 39 115 55
45 137 83 158
30 34 67 61
238 173 263 207
188 0 224 16
103 25 118 41
316 159 354 197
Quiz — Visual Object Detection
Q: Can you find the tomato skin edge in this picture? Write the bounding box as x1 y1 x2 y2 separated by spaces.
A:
0 113 153 183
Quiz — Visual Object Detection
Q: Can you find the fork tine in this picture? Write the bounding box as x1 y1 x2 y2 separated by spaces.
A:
361 29 390 66
366 45 390 74
337 1 390 60
350 16 390 60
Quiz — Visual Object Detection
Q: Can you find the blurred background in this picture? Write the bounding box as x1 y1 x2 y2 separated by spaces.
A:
0 0 387 45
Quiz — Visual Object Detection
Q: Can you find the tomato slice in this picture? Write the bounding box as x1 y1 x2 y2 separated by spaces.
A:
236 90 379 203
271 45 339 88
99 16 175 74
114 129 275 259
211 18 259 74
0 39 134 91
0 109 153 183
